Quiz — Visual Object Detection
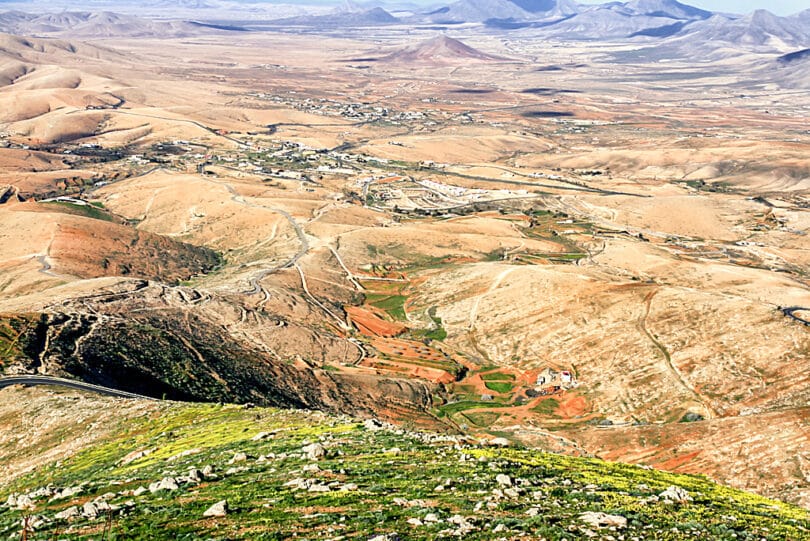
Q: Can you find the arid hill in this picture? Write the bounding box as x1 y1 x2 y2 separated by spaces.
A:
774 47 810 88
380 35 509 65
0 18 808 515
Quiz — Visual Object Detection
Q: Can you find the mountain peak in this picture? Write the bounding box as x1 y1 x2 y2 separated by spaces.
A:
381 35 505 64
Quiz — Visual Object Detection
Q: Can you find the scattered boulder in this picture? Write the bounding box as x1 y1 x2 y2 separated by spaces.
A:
82 500 111 519
490 437 510 447
54 506 80 521
579 511 627 529
28 486 56 499
302 442 326 460
229 452 248 464
50 485 85 501
495 474 512 487
363 418 384 431
203 500 229 517
20 515 48 531
659 485 693 504
149 477 180 493
368 534 398 541
186 468 204 483
8 494 34 510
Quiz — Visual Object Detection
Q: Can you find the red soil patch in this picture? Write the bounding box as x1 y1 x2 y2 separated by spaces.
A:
555 393 589 419
370 336 449 363
655 450 702 471
16 207 220 282
358 357 454 384
345 306 406 337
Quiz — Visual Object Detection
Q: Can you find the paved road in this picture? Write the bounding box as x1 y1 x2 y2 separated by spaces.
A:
782 306 810 326
0 375 155 400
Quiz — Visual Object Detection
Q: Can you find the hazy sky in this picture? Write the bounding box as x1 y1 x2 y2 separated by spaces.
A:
576 0 806 15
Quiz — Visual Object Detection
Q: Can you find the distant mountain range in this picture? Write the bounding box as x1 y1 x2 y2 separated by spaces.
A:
673 9 810 48
409 0 810 46
0 1 808 52
252 0 810 50
0 10 235 38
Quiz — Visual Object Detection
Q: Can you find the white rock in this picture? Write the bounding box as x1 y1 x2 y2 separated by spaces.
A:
14 494 34 510
54 506 80 520
495 474 512 487
659 485 692 504
302 443 326 460
363 419 384 431
149 477 179 493
203 500 228 517
368 535 398 541
82 501 111 518
186 468 203 483
229 452 248 464
579 512 627 529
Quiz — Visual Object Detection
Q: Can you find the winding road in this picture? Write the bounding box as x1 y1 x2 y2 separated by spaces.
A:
0 375 155 400
782 306 810 326
196 177 310 295
639 290 715 420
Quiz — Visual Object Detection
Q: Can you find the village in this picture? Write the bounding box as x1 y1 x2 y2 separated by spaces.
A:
357 175 541 214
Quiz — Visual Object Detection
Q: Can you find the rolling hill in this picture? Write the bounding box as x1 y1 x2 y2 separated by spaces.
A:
772 47 810 88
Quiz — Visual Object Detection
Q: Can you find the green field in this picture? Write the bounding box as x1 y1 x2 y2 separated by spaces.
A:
481 372 516 382
365 294 408 320
42 201 116 222
484 381 515 394
2 401 807 540
531 397 560 416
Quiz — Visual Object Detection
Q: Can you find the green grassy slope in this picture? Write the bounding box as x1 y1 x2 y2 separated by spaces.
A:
1 401 808 540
